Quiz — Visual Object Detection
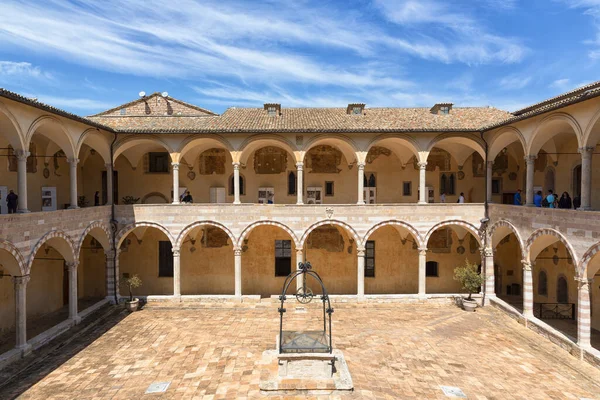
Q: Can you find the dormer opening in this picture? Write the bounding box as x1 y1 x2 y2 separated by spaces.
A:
264 103 281 116
430 103 453 115
347 103 365 115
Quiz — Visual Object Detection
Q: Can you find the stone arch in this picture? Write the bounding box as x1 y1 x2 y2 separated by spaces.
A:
26 115 76 159
365 134 421 165
426 133 486 159
424 220 482 247
487 126 527 160
0 239 26 276
177 221 237 249
237 220 299 248
0 100 26 151
28 230 76 273
115 222 175 249
363 220 423 248
77 221 112 256
525 228 578 266
583 104 600 148
113 135 175 165
302 134 358 165
488 219 526 258
178 135 234 162
141 192 169 204
527 112 583 156
300 220 360 248
578 242 600 278
76 128 112 164
237 134 298 165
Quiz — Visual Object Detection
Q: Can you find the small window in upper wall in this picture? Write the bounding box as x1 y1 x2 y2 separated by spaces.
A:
149 152 170 173
267 106 277 116
439 106 450 115
275 240 292 277
352 106 362 115
365 240 375 277
425 261 438 277
491 178 502 195
120 108 126 115
325 181 334 196
403 181 412 196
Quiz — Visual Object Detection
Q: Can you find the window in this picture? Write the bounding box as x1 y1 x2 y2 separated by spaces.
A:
149 152 170 173
325 181 334 196
267 106 277 116
120 108 126 115
288 171 297 195
439 106 450 115
275 240 292 276
365 240 375 277
366 173 376 187
538 271 548 296
228 174 245 196
158 241 174 277
352 106 362 115
440 173 456 195
492 178 502 195
425 261 438 277
403 181 412 196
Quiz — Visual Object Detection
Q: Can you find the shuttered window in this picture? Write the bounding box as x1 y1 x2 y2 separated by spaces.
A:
365 240 375 277
275 240 292 277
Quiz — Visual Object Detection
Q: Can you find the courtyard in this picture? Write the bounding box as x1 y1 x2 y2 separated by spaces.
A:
1 302 599 399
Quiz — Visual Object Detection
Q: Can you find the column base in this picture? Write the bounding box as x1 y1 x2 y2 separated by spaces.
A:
577 206 592 211
356 201 365 205
16 209 30 213
70 315 82 325
67 205 79 209
172 201 180 205
417 201 427 205
525 203 535 207
16 343 32 357
233 201 241 205
296 202 304 205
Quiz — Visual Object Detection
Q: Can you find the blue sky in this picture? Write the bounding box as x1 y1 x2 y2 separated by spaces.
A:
0 0 599 115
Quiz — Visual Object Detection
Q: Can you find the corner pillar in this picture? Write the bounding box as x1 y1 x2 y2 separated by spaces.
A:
105 249 118 303
296 162 304 205
357 247 365 299
577 278 593 349
486 160 493 203
524 155 536 207
522 260 533 316
173 247 181 297
67 158 79 209
418 247 427 296
418 162 427 204
16 150 30 213
357 162 365 205
172 162 180 204
233 162 241 204
13 275 31 355
578 147 594 210
234 248 242 298
105 163 114 205
296 248 304 291
481 247 495 298
66 261 81 324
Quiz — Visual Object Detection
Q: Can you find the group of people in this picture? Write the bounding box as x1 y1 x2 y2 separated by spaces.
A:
439 192 466 203
514 189 581 209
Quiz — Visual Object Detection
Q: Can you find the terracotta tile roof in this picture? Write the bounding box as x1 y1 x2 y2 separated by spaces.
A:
89 106 513 133
90 92 217 117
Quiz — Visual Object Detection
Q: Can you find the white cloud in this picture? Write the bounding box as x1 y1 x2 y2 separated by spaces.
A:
0 61 52 81
550 78 571 90
499 75 532 90
557 0 600 59
27 94 114 110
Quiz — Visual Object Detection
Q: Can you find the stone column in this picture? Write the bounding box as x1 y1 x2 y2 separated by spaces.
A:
173 247 181 297
66 261 80 324
524 155 537 207
296 162 304 205
357 247 365 299
296 248 304 291
577 278 593 348
172 162 180 204
67 158 79 209
105 163 114 205
418 162 427 204
482 247 495 297
579 147 594 210
522 260 533 316
13 275 30 354
233 162 241 204
357 162 365 204
486 160 493 203
105 249 118 303
234 248 242 298
16 150 30 213
418 247 427 296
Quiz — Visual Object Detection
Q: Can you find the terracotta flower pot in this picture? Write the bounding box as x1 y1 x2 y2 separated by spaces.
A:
462 298 477 312
125 298 140 312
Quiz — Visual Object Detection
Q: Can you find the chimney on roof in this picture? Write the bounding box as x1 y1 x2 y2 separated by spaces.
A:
430 103 453 115
347 103 365 115
264 103 281 116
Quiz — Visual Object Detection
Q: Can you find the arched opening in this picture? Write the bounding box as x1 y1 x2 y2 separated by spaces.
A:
487 127 527 204
572 164 582 200
78 130 112 207
0 105 26 214
528 233 578 340
302 137 357 204
0 246 22 354
425 224 482 294
583 248 600 351
491 226 524 311
27 235 75 341
77 234 108 311
241 224 299 297
362 223 420 294
178 223 234 295
229 173 245 197
304 224 356 294
544 167 555 194
118 226 174 296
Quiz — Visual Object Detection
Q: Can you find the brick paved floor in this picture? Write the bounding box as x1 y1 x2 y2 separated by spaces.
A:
1 302 600 399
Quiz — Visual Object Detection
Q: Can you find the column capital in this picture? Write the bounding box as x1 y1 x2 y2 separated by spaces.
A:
418 247 428 255
357 247 366 257
12 275 30 285
357 162 365 170
65 261 79 270
234 248 243 256
480 247 493 257
171 162 179 170
172 247 181 257
524 155 537 163
576 277 593 289
521 260 532 271
232 161 240 169
296 162 304 170
15 150 30 160
105 249 116 259
67 157 79 165
296 248 304 255
486 160 494 167
104 163 113 170
578 146 595 157
417 161 427 170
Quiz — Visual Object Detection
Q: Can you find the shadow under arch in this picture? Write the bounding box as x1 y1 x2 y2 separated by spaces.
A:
177 221 237 249
237 220 299 249
424 220 482 248
300 219 360 248
488 219 526 259
525 228 579 267
77 221 112 256
0 239 27 276
115 222 175 249
362 220 423 248
27 230 76 273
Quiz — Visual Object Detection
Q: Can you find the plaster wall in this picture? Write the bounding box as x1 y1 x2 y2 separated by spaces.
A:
27 248 65 335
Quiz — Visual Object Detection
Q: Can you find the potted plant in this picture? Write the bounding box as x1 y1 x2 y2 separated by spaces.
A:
453 260 484 312
123 274 142 311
